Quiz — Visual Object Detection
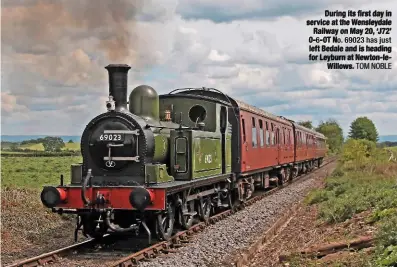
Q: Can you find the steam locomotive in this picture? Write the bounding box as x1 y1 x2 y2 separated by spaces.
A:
40 64 327 242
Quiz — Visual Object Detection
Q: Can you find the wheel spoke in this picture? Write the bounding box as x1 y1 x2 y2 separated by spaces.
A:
156 203 175 241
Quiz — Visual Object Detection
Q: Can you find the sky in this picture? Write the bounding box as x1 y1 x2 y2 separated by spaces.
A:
1 0 396 136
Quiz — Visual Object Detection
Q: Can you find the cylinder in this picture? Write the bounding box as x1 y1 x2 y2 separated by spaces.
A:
105 64 131 112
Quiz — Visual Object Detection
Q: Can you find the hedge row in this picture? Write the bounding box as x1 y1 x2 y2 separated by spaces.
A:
0 151 81 157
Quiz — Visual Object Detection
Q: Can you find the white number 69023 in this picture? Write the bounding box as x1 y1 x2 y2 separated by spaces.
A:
99 134 122 141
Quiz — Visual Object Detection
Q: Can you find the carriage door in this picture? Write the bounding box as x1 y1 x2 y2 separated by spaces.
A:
240 115 248 172
280 127 287 164
276 127 281 165
220 106 227 174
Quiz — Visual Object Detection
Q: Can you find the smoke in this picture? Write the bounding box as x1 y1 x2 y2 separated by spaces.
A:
2 0 145 62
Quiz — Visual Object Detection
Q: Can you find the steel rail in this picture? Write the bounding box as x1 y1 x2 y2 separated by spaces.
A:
5 235 110 267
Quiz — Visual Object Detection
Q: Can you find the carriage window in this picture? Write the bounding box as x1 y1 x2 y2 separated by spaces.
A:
265 121 270 146
271 123 275 145
286 129 289 145
281 127 283 144
276 128 279 145
299 132 302 146
278 128 281 145
252 117 257 148
242 119 246 143
287 129 290 145
278 128 281 144
259 120 264 147
283 128 286 145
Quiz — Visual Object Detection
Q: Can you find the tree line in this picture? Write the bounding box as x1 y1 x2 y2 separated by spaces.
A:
297 116 385 153
4 136 75 152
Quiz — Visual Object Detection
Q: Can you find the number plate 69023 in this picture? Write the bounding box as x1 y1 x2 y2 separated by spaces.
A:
98 134 124 142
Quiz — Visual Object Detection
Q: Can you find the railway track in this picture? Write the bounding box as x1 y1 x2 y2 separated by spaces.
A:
6 156 337 267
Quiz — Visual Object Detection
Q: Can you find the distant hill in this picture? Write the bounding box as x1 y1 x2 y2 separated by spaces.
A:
1 135 81 143
379 135 397 142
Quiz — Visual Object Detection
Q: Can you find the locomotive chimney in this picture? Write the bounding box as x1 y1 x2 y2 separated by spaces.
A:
105 64 131 112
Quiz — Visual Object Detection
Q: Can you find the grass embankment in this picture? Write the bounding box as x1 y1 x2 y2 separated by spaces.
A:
1 156 82 256
304 139 397 266
2 156 82 188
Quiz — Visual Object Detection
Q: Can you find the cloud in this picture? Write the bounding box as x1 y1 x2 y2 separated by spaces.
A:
1 92 29 115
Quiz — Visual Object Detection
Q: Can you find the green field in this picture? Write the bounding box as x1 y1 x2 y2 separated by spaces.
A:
64 142 80 150
14 142 80 151
388 146 397 153
1 156 82 188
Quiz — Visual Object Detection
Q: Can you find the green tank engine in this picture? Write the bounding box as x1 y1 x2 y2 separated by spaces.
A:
40 64 234 241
